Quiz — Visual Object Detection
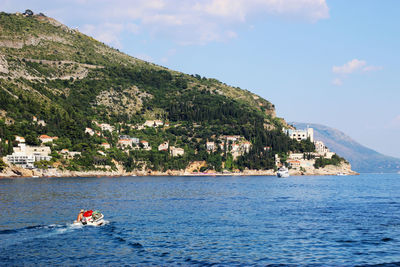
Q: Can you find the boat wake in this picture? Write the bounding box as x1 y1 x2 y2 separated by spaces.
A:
0 221 107 249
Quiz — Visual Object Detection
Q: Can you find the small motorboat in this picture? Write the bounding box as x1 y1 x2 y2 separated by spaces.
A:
74 210 105 226
277 166 289 178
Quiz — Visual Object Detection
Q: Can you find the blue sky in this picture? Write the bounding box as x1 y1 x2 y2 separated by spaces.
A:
1 0 399 158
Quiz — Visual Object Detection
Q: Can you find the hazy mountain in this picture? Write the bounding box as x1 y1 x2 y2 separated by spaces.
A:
292 122 400 173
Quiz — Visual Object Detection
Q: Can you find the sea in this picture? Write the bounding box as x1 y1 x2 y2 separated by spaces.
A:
1 173 400 266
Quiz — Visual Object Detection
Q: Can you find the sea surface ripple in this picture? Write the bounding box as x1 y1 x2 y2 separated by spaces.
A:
1 174 400 265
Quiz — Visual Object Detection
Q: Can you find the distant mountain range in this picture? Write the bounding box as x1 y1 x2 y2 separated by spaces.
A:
292 122 400 173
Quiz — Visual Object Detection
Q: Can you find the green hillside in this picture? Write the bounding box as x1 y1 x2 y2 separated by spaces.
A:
0 11 316 173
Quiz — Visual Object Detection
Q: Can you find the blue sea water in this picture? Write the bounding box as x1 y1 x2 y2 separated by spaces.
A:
1 174 400 266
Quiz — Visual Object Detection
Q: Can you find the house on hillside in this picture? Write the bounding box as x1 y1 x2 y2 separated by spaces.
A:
241 141 251 153
85 128 95 136
206 141 215 151
118 139 133 148
285 127 314 142
6 143 51 169
99 123 114 132
14 136 25 143
140 140 150 150
158 142 169 151
170 146 184 157
143 120 164 128
101 143 111 149
60 149 81 159
39 135 58 144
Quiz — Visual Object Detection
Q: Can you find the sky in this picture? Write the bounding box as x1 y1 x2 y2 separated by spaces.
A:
1 0 399 158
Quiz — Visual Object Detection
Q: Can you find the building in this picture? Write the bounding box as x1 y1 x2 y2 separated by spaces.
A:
287 160 301 168
206 141 215 151
6 143 52 169
101 143 111 150
288 153 304 160
15 136 25 143
118 139 133 148
285 127 314 142
170 146 184 157
85 128 95 136
143 120 164 127
6 154 35 168
231 144 240 153
38 120 46 127
314 140 329 155
38 135 58 144
220 135 241 142
131 137 140 144
60 149 81 159
241 141 251 153
158 142 169 151
119 135 140 144
140 140 149 149
99 123 114 132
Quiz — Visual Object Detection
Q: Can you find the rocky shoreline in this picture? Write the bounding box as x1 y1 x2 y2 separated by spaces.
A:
0 162 358 178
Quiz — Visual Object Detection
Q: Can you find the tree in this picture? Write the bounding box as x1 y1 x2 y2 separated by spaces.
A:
26 134 40 146
0 158 7 171
7 138 13 155
24 9 34 16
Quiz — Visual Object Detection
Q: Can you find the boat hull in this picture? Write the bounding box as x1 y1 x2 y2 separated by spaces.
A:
74 213 105 226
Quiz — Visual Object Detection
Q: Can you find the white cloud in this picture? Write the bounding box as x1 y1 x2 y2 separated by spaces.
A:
195 0 329 22
332 78 343 86
81 23 125 48
55 0 330 46
363 65 384 72
333 59 383 74
332 59 383 85
332 59 367 74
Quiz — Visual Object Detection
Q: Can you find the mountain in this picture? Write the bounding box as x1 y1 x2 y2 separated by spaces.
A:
0 11 341 174
291 122 400 173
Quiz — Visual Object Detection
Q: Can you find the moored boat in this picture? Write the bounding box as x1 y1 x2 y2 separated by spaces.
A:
277 166 289 178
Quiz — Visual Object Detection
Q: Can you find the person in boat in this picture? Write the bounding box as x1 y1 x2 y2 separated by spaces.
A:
77 209 85 222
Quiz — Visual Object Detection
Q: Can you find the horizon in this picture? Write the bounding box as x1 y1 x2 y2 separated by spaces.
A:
1 0 399 158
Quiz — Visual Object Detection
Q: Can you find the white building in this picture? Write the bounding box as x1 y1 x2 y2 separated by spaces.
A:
170 146 184 157
118 139 133 148
15 136 25 143
39 135 58 144
286 127 314 142
119 135 140 144
85 128 95 136
101 143 111 150
100 123 114 132
143 120 164 127
241 141 251 153
206 141 215 151
288 153 304 160
60 149 81 159
37 120 46 127
158 142 169 151
314 140 329 155
140 140 150 149
6 143 52 169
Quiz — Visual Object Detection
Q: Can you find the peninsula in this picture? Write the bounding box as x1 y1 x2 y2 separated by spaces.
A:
0 11 356 178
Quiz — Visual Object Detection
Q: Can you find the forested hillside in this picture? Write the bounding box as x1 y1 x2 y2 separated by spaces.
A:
0 11 317 173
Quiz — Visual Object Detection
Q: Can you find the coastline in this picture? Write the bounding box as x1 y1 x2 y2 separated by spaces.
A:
0 162 358 178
